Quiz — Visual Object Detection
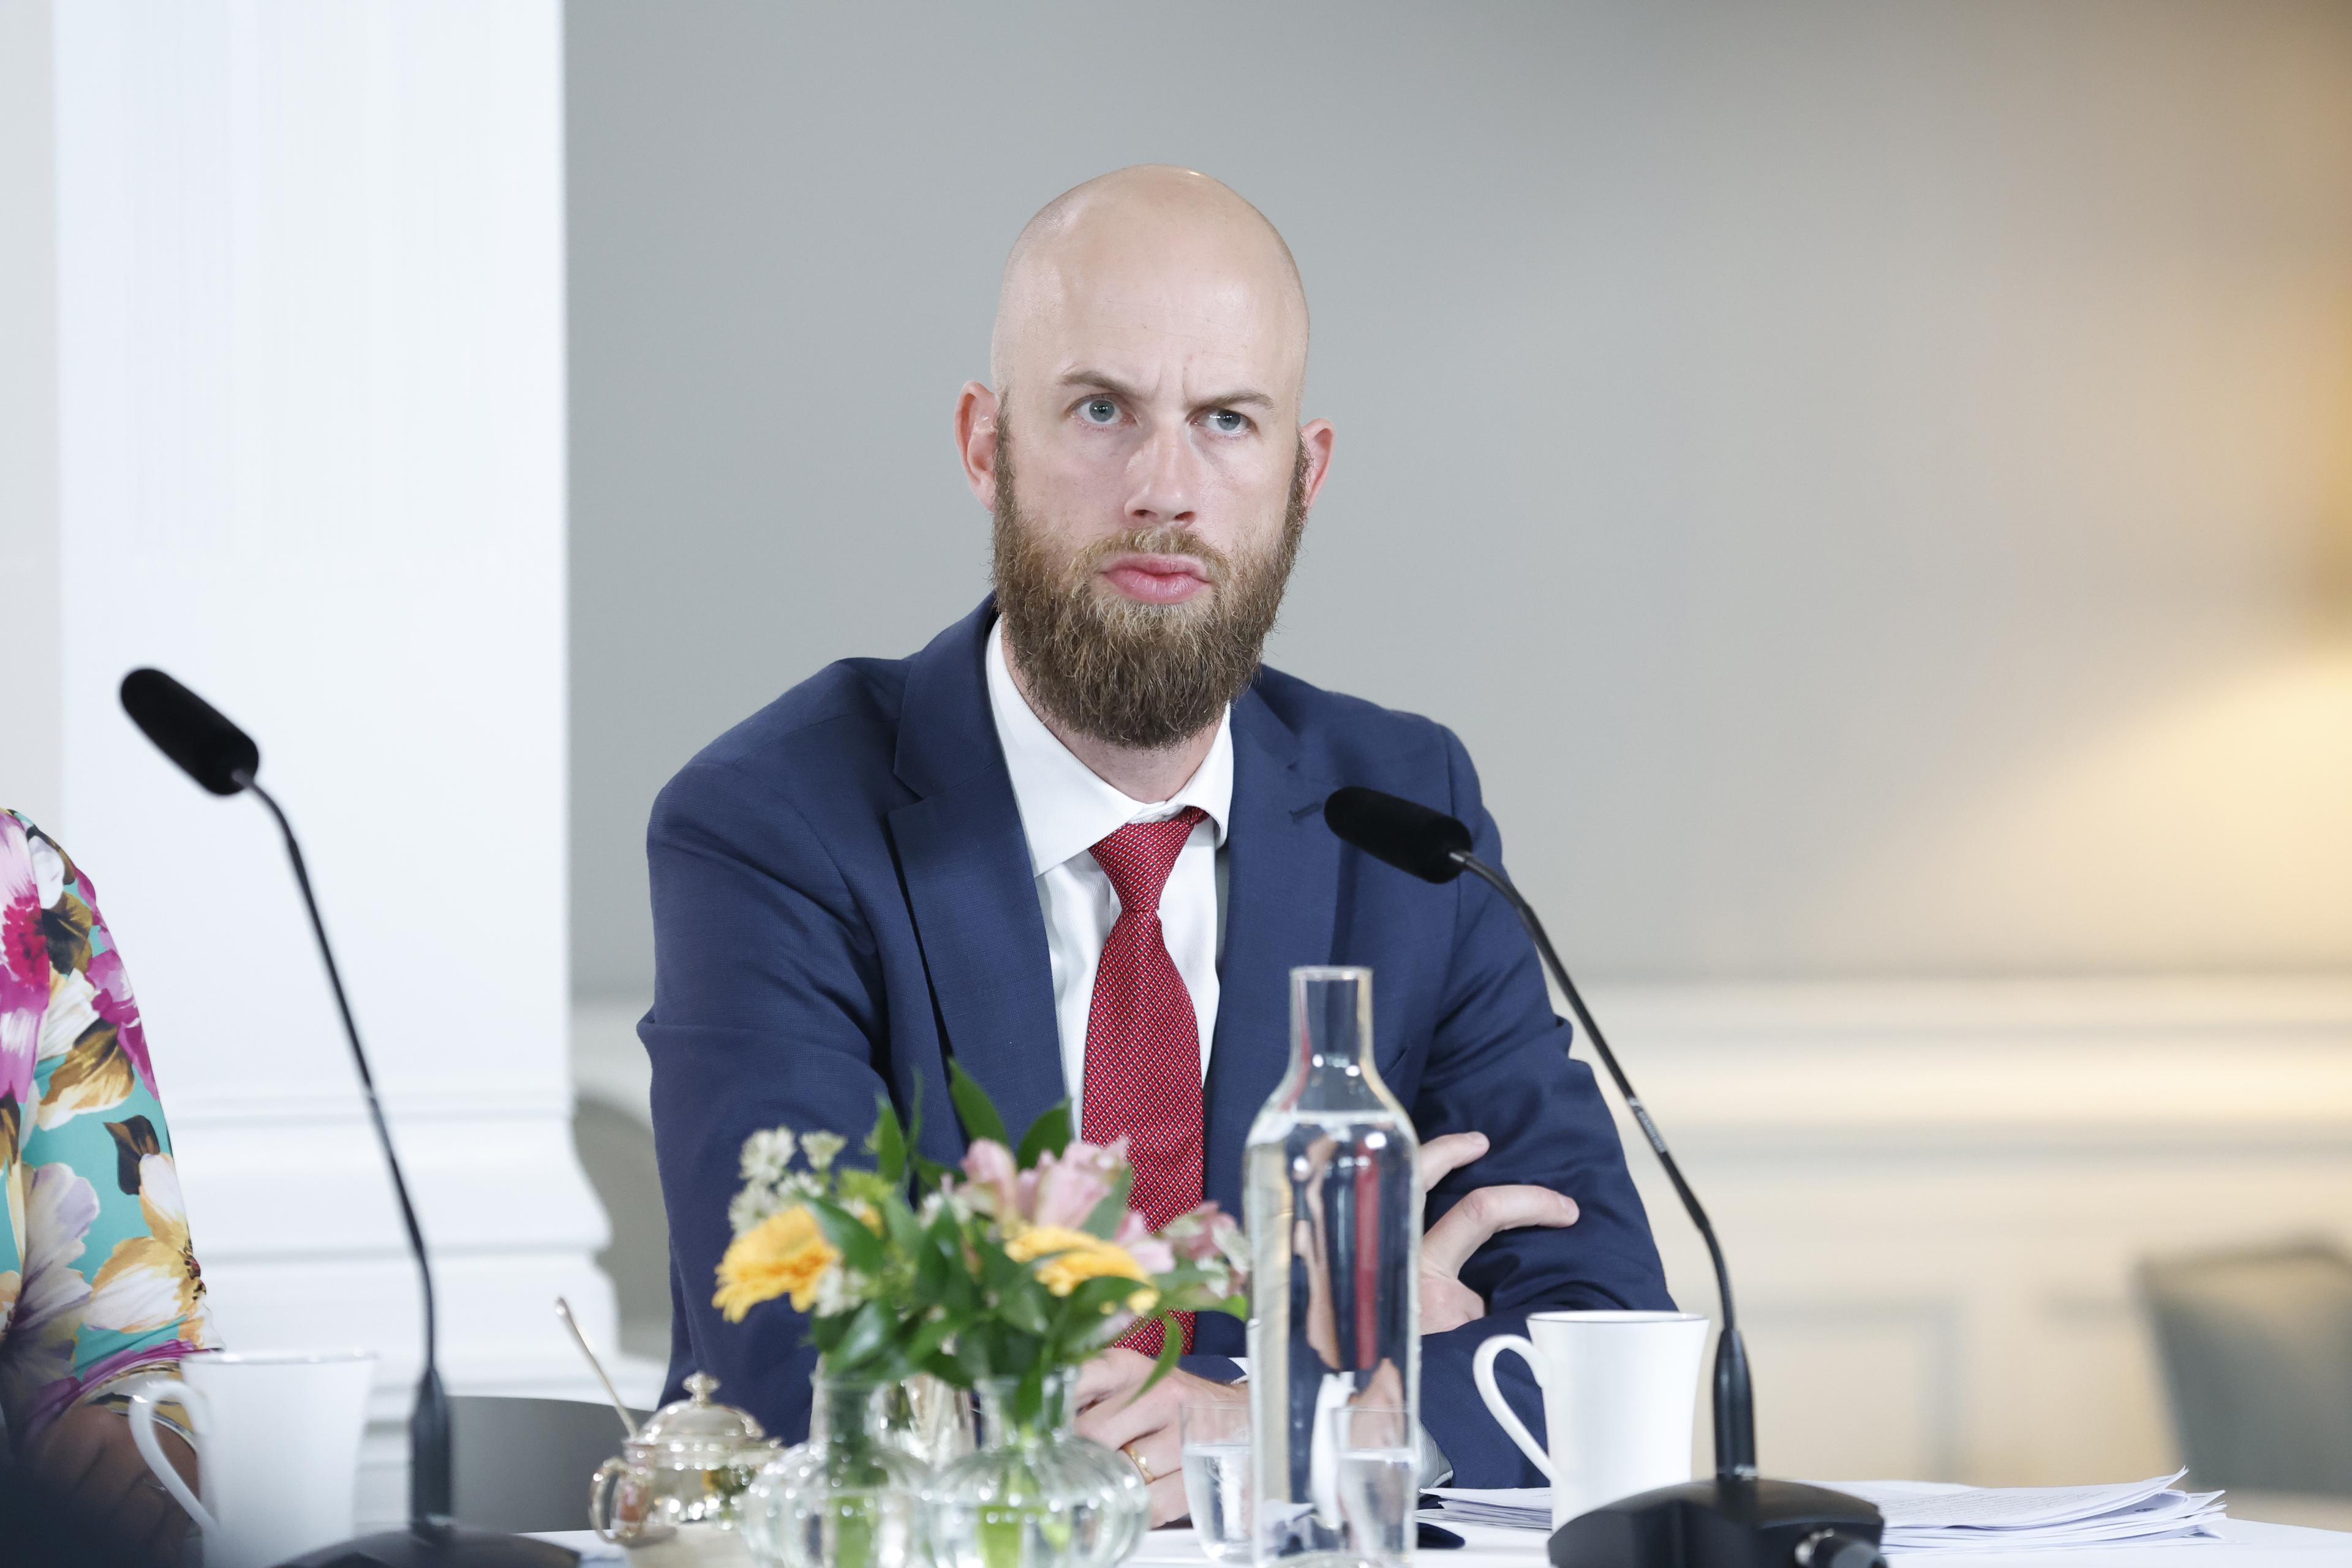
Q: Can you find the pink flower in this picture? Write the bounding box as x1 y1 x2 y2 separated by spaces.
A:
1 890 47 1018
1111 1210 1177 1277
85 948 154 1098
0 880 43 1123
1030 1139 1124 1231
960 1139 1020 1218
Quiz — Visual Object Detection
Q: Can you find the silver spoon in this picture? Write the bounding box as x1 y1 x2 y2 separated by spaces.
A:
555 1295 638 1436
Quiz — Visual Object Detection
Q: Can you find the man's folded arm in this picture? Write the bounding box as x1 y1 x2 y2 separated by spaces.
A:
1409 725 1675 1485
641 757 894 1442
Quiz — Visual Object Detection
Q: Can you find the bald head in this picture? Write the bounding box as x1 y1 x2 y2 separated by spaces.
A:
989 165 1310 404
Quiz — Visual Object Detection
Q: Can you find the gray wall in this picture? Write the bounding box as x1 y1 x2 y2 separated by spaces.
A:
568 1 2352 1004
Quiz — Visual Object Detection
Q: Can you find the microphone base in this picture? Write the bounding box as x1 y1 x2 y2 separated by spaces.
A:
1547 1477 1884 1568
274 1522 579 1567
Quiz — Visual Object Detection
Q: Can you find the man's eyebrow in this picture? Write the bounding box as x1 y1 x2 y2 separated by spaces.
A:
1055 368 1277 413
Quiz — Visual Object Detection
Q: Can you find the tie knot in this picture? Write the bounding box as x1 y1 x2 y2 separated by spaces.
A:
1088 807 1206 914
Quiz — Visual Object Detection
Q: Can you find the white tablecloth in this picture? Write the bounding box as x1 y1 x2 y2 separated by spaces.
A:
533 1517 2352 1565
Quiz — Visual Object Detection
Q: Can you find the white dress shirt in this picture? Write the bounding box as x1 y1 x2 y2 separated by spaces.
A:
983 617 1232 1128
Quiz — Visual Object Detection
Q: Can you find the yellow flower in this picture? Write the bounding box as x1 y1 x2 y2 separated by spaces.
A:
1003 1226 1157 1313
713 1205 840 1322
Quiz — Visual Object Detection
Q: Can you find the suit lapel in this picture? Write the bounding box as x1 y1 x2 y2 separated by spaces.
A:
888 602 1065 1147
1201 687 1341 1216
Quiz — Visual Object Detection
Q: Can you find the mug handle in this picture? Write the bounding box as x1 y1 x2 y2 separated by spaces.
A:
127 1378 217 1536
1471 1333 1558 1483
589 1455 631 1543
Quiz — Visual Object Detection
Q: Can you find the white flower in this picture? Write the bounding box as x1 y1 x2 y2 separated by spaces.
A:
0 1163 99 1422
739 1128 797 1186
39 969 97 1064
812 1264 856 1317
26 837 64 911
801 1131 846 1172
728 1185 780 1237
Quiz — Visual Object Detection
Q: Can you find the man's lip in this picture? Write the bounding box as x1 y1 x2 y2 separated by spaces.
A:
1099 554 1213 604
1099 554 1211 583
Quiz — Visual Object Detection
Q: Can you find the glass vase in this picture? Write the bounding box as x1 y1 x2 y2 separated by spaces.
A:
923 1370 1148 1568
743 1374 928 1568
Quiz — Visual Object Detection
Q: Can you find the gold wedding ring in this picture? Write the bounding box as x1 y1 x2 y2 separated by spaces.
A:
1122 1441 1157 1485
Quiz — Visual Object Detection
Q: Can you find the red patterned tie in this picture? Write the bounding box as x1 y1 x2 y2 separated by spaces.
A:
1081 807 1208 1356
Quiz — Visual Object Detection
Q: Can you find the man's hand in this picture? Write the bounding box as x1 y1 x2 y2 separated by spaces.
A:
24 1400 198 1567
1419 1131 1580 1332
1074 1348 1242 1526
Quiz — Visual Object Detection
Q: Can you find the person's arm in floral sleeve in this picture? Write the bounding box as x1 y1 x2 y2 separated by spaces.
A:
2 810 211 1564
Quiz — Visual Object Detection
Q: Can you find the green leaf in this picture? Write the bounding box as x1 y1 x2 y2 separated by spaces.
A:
1136 1313 1185 1396
1080 1166 1134 1240
881 1192 924 1254
1061 1274 1144 1322
870 1093 908 1184
808 1310 848 1352
912 1153 951 1190
1014 1103 1073 1170
1016 1360 1047 1429
827 1299 892 1372
901 1314 958 1368
946 1060 1010 1150
999 1267 1054 1337
806 1196 884 1275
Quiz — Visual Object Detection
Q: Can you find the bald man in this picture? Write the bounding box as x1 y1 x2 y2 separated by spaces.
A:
641 167 1670 1512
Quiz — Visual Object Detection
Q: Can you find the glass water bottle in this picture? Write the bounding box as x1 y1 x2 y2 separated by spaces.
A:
1245 967 1422 1566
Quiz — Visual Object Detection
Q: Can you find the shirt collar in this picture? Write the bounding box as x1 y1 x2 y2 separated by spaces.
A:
984 616 1233 878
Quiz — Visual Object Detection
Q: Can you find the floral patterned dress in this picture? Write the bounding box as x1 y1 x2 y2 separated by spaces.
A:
0 809 213 1455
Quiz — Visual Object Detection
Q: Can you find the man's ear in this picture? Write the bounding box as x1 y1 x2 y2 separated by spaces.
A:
955 382 1002 509
1297 418 1336 514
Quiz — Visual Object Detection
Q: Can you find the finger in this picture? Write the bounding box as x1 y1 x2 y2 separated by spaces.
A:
1416 1131 1489 1189
1419 1276 1488 1335
1422 1185 1580 1277
1076 1374 1178 1454
1148 1469 1189 1526
1075 1348 1152 1409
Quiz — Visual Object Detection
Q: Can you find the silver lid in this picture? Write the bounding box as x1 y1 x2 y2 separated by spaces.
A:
629 1371 770 1468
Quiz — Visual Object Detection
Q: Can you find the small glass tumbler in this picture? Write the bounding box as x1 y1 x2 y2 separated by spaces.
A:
1178 1401 1253 1562
1329 1404 1416 1567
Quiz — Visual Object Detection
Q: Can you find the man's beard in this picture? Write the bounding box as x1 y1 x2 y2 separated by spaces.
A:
991 432 1310 751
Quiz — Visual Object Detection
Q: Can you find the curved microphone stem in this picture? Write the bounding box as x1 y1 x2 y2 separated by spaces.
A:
236 772 453 1532
1452 851 1758 1482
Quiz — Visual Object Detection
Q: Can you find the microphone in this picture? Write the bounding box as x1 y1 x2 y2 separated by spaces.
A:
1323 785 1884 1568
121 670 570 1568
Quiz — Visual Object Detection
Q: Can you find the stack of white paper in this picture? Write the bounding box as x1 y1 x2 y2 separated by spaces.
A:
1420 1487 1551 1529
1421 1472 2227 1553
1836 1471 2226 1553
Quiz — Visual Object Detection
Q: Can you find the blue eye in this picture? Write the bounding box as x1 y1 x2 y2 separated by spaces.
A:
1081 398 1119 424
1206 409 1248 434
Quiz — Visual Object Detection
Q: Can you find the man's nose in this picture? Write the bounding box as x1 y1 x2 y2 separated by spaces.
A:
1123 423 1200 529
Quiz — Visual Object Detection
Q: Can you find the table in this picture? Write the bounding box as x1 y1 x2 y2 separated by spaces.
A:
534 1517 2352 1565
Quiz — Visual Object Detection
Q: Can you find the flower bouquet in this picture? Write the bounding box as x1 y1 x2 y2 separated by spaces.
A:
720 1065 1246 1568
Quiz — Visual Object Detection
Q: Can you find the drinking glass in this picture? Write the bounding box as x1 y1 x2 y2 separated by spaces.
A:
1178 1401 1252 1562
1330 1404 1416 1567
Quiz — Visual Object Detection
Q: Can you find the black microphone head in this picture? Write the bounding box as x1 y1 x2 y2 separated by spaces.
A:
120 669 260 796
1324 786 1473 883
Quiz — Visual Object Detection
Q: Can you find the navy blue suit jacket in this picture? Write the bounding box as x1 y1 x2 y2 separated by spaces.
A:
641 600 1671 1484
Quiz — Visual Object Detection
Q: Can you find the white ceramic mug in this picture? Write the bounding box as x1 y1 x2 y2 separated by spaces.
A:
1472 1310 1709 1526
127 1349 377 1568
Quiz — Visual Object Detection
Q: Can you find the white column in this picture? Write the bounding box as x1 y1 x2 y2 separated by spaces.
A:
45 1 620 1528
